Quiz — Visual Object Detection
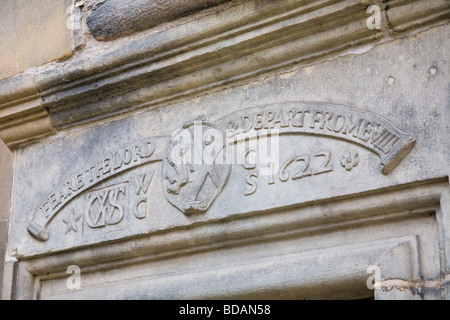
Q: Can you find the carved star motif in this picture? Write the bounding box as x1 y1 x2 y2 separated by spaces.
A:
63 210 82 235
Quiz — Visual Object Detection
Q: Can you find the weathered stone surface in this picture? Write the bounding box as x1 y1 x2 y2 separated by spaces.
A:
9 22 448 255
1 0 448 150
87 0 232 40
45 236 422 299
0 0 73 81
1 0 449 300
3 22 447 300
0 73 55 149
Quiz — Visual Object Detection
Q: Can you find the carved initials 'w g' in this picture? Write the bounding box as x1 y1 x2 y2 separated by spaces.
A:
131 172 154 195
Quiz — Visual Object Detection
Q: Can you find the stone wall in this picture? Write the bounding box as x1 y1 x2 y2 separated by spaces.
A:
0 0 449 300
0 0 73 298
0 0 73 81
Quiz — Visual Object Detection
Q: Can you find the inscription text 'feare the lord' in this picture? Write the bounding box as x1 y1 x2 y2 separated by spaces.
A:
28 138 155 241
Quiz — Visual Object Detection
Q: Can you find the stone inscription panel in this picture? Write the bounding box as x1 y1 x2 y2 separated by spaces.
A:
9 100 424 256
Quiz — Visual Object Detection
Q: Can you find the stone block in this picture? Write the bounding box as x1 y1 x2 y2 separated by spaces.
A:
86 0 232 40
0 0 73 80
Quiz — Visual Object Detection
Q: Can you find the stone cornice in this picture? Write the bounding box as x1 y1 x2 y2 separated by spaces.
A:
0 0 448 150
0 73 56 149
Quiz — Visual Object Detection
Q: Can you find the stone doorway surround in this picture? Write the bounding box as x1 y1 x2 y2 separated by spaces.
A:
0 0 449 300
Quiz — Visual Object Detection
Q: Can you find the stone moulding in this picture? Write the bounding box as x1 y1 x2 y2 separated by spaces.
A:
20 178 450 260
47 236 420 299
16 179 448 300
0 0 448 150
0 73 56 149
383 0 450 34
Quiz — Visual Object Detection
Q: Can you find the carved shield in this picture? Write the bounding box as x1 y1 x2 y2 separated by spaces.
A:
163 118 231 214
